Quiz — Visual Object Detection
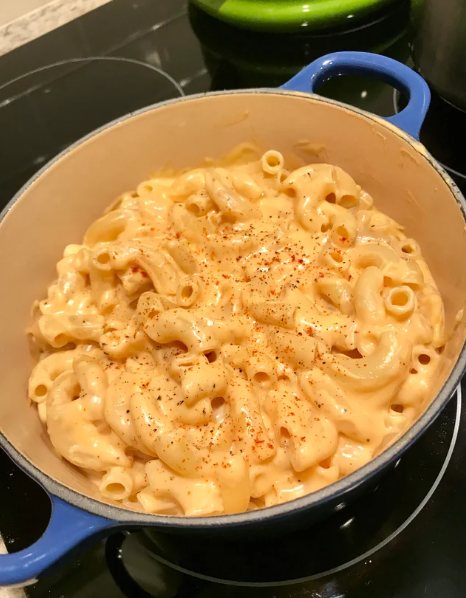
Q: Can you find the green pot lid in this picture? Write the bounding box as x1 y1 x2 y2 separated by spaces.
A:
191 0 395 32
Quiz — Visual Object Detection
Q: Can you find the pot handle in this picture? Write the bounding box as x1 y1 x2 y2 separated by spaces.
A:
281 51 431 140
0 496 115 587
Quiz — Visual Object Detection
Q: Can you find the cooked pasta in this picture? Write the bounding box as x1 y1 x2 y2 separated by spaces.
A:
28 151 445 516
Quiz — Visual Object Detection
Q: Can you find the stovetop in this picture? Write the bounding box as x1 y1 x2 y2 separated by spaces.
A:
1 1 466 596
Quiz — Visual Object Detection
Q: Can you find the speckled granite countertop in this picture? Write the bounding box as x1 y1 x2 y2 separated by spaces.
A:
0 0 111 57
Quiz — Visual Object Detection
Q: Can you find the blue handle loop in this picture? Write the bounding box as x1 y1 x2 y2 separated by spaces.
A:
0 496 115 586
281 51 431 140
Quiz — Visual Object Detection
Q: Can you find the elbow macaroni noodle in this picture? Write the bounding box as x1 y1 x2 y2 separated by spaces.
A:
28 151 446 516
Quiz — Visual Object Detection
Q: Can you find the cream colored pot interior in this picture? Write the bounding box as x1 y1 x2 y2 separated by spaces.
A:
0 92 465 507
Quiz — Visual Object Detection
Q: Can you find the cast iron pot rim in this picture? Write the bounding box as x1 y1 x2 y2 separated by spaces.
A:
1 88 465 529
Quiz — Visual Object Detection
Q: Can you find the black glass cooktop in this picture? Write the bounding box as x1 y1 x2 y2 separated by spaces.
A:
1 1 466 596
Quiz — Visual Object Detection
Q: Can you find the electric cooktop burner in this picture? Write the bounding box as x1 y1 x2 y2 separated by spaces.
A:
0 57 184 209
0 1 465 596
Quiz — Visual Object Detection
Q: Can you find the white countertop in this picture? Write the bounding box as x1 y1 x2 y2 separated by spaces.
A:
0 0 111 57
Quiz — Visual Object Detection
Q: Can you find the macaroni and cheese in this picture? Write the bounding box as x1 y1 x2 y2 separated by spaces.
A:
28 150 445 516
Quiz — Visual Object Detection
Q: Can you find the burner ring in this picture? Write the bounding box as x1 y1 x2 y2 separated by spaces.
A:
0 56 184 103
